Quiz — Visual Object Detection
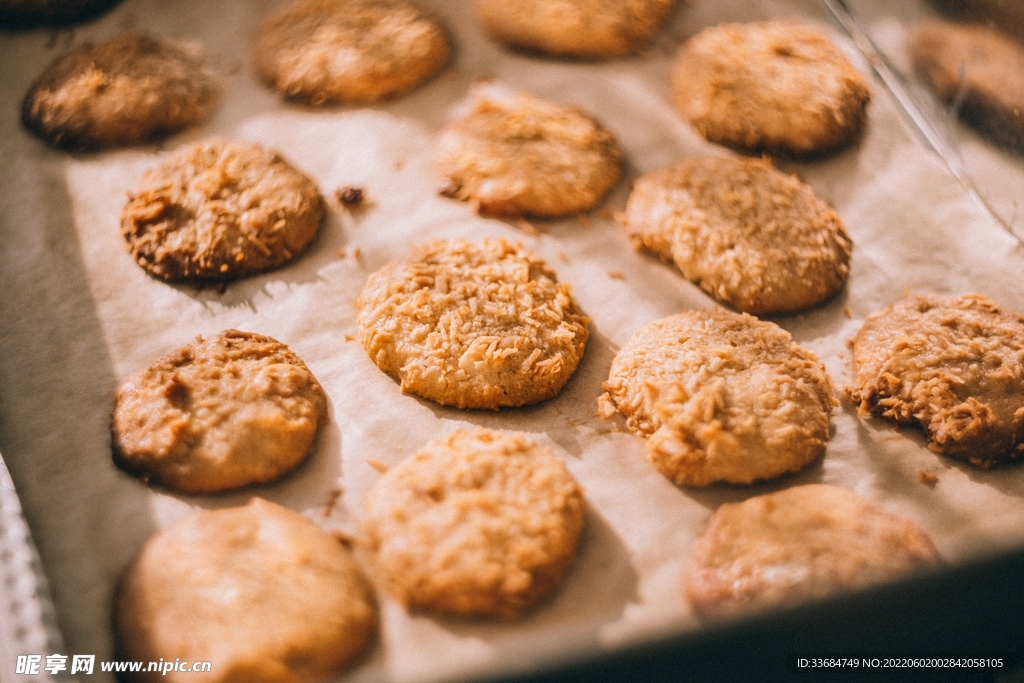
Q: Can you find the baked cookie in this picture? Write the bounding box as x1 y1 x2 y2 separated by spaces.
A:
361 428 585 618
254 0 452 105
356 238 590 409
474 0 675 58
0 0 121 28
847 293 1024 468
115 498 377 682
598 309 836 486
684 484 940 621
910 21 1024 151
620 155 852 315
669 20 871 156
21 33 218 151
112 330 328 493
435 85 623 217
121 139 324 282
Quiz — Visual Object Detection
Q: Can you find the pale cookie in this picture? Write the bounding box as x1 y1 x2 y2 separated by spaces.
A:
361 428 585 618
684 484 940 621
0 0 121 28
121 139 324 282
621 155 852 315
21 33 218 151
435 85 623 217
356 238 589 409
598 309 836 486
847 293 1024 468
254 0 452 105
112 330 328 493
474 0 675 58
669 20 871 156
115 498 378 683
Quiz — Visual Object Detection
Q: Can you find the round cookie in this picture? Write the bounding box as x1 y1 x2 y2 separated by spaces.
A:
254 0 452 105
115 498 378 682
620 155 852 315
356 238 590 410
0 0 121 28
684 484 940 621
598 309 836 486
121 139 324 282
474 0 675 58
112 330 328 493
21 33 218 151
435 85 623 217
847 293 1024 468
361 428 585 618
669 20 871 156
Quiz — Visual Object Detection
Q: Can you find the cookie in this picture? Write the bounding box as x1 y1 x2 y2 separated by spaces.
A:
121 139 324 282
598 309 836 486
21 33 218 151
474 0 675 58
684 484 940 621
620 155 852 315
254 0 452 105
356 238 590 410
435 85 623 217
0 0 121 29
910 21 1024 151
669 20 871 156
115 498 377 682
112 330 328 493
361 428 585 618
847 293 1024 468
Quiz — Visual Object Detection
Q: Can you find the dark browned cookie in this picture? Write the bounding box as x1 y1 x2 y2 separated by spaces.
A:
21 33 218 151
0 0 121 29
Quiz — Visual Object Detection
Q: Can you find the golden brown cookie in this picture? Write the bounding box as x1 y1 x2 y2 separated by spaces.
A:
847 293 1024 468
112 330 328 493
0 0 121 28
684 484 940 621
435 85 623 217
598 309 836 486
254 0 452 105
620 155 852 315
121 139 324 282
356 238 590 410
474 0 675 58
361 428 585 618
669 20 871 156
20 33 218 151
115 498 378 683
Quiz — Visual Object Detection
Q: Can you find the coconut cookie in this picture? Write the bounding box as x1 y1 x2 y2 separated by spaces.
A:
474 0 675 58
356 238 590 409
112 330 328 493
0 0 121 28
598 309 836 486
621 155 852 315
121 139 324 282
20 33 218 151
684 484 939 621
115 499 378 682
435 86 623 217
361 428 585 618
254 0 452 105
847 293 1024 468
669 20 871 156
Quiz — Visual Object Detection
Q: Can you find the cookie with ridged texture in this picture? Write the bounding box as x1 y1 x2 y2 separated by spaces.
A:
254 0 452 105
361 427 585 618
621 155 852 315
598 309 836 486
115 498 378 683
435 86 623 217
112 330 328 493
847 293 1024 468
0 0 121 28
356 238 590 409
121 139 324 282
685 484 939 621
474 0 675 58
669 20 871 156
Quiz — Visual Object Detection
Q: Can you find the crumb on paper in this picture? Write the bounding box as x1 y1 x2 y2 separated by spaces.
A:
335 186 366 208
331 530 356 547
336 246 363 260
343 334 355 342
844 306 853 318
608 270 625 280
556 250 568 262
367 459 389 473
393 159 405 171
513 219 540 236
323 488 344 516
918 470 939 486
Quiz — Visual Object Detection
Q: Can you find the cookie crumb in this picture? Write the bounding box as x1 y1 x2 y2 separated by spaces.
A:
918 470 939 486
367 459 389 473
323 488 344 516
608 270 625 280
335 186 366 207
